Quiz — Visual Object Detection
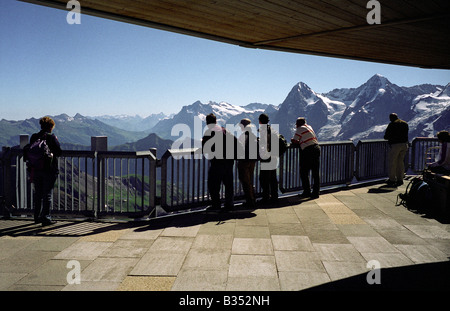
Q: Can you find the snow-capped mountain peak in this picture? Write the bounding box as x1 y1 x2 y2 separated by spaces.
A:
72 76 450 143
438 83 450 97
270 75 448 141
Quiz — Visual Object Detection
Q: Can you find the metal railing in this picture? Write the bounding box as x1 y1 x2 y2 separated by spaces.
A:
355 139 390 181
279 141 355 193
411 137 440 172
96 150 157 218
0 137 440 220
55 150 96 216
160 148 262 211
0 147 157 219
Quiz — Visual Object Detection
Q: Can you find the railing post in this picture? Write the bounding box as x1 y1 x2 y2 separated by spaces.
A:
149 148 157 218
91 136 107 218
91 136 108 152
160 150 170 208
348 142 356 185
18 135 29 210
1 147 13 218
20 134 29 149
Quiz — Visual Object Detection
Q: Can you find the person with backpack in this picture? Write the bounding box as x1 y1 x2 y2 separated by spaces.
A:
25 116 62 225
291 117 320 199
257 113 279 204
202 113 239 212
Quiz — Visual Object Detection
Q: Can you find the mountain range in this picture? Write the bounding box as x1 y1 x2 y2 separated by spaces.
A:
90 112 171 132
150 74 449 142
1 74 449 152
0 113 150 148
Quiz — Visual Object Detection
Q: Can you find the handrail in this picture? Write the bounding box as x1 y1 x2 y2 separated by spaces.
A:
411 137 439 173
0 148 157 219
279 140 355 193
96 150 157 217
0 137 441 220
355 139 390 181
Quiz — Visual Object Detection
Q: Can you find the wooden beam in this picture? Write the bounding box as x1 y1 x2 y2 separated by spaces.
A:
252 12 450 45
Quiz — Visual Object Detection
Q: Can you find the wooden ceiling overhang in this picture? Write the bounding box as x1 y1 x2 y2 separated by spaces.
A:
21 0 450 69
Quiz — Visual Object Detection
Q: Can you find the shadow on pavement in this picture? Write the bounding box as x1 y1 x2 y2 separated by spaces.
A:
304 260 450 291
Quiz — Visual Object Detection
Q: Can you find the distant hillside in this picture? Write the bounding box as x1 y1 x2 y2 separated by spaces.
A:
0 117 41 147
0 113 149 148
111 133 174 158
90 112 170 132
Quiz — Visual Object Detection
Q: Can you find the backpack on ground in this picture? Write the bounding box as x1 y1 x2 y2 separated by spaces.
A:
23 134 53 170
396 176 432 212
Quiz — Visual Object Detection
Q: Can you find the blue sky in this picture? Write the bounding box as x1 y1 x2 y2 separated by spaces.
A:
1 0 449 121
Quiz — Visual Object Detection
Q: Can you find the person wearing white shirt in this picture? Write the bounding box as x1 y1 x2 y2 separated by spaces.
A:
291 117 320 199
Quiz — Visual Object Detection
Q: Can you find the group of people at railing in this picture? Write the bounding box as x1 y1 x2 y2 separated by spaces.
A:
201 112 322 212
201 111 450 213
16 112 450 223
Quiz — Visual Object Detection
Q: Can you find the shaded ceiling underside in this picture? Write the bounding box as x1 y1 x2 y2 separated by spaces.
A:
22 0 450 69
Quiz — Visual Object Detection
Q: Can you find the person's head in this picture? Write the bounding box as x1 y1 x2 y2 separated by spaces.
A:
389 113 398 122
258 113 269 125
436 130 450 143
40 116 55 132
296 117 306 128
240 118 251 129
205 113 217 125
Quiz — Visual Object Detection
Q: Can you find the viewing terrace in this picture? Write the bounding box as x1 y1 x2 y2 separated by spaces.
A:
2 0 448 295
1 136 449 292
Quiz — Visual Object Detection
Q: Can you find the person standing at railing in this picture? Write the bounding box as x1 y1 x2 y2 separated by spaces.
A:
291 117 320 199
237 118 258 208
202 113 240 212
258 113 279 204
24 116 62 226
384 113 409 186
428 130 450 175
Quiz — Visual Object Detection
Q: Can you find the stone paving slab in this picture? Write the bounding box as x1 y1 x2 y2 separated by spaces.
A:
118 276 176 291
81 258 139 282
322 261 369 281
272 235 314 251
130 252 187 276
15 259 88 286
172 269 228 291
1 181 449 293
226 276 281 291
229 254 278 277
54 241 113 260
279 270 331 291
232 238 274 255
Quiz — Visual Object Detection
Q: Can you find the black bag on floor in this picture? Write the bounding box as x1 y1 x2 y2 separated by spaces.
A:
396 176 432 212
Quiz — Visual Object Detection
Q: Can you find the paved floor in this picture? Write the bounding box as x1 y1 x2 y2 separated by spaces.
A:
1 179 449 292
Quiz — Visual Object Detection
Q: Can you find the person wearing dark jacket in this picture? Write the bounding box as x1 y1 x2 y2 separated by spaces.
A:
238 118 257 208
202 113 239 212
26 116 62 225
258 113 279 204
384 113 409 186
